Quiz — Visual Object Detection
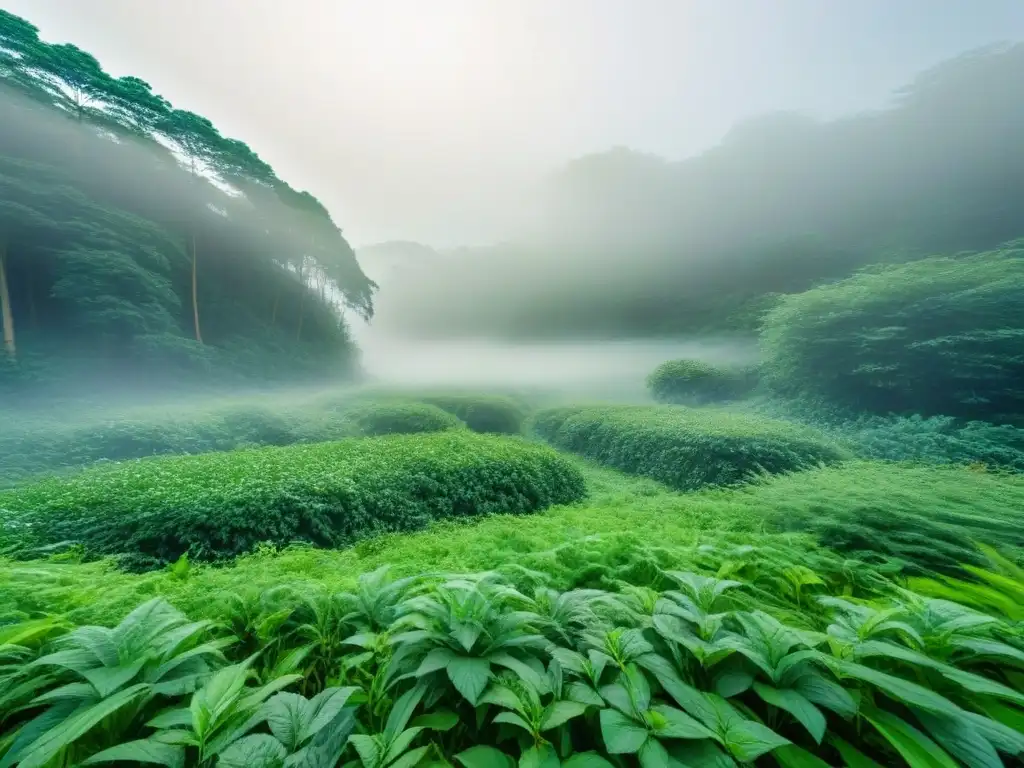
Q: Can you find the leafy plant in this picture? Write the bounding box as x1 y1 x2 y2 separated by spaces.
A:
646 359 755 405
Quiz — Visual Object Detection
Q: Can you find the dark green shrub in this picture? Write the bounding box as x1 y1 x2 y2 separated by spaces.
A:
646 359 754 404
0 433 587 565
761 241 1024 420
416 393 527 434
339 401 463 436
533 404 845 490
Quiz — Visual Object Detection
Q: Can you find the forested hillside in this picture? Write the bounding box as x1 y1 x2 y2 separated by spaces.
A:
0 10 375 396
372 43 1024 339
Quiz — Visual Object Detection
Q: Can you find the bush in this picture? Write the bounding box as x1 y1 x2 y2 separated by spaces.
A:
416 393 527 434
646 358 755 404
533 404 845 490
0 432 587 565
761 241 1024 420
337 401 463 436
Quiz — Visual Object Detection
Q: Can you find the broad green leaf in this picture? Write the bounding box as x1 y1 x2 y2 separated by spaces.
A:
493 711 532 733
836 661 961 716
970 701 1024 753
31 681 97 705
952 638 1024 666
451 622 483 653
218 734 288 768
771 744 831 768
721 719 790 763
385 683 427 741
566 683 604 708
16 683 150 768
489 652 546 691
411 710 459 732
667 741 737 768
863 708 959 768
561 753 614 768
752 683 826 744
265 692 309 752
82 739 184 768
349 734 382 768
713 665 754 699
384 727 426 767
415 648 456 677
519 744 559 768
0 702 83 768
647 705 716 740
306 687 359 741
541 700 588 731
288 707 358 768
481 683 526 713
829 736 885 768
600 708 649 754
916 711 1002 768
147 707 194 729
447 656 491 706
237 674 303 711
191 660 252 736
939 666 1024 706
389 745 430 768
791 672 857 719
81 657 148 697
638 738 669 768
455 745 516 768
600 682 634 716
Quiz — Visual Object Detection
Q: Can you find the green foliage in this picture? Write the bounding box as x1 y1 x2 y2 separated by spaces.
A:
646 359 755 405
3 546 1024 767
761 242 1024 421
756 462 1024 575
336 402 463 437
533 405 845 490
0 433 586 567
415 394 527 435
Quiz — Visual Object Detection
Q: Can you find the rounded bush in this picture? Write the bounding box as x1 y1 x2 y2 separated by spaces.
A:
761 242 1024 420
416 394 527 434
646 359 753 404
341 402 463 436
533 404 845 490
0 433 587 565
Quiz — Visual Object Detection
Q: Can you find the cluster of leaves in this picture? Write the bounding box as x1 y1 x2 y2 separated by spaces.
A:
646 360 756 406
0 8 374 394
532 405 845 491
751 462 1024 576
0 432 586 567
415 395 528 436
760 241 1024 422
334 403 464 438
3 546 1024 767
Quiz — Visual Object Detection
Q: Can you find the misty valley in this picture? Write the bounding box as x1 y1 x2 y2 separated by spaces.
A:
3 5 1024 768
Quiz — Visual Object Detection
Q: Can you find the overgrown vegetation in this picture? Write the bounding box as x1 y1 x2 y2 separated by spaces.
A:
335 402 463 437
3 539 1024 767
0 432 586 568
646 359 754 405
533 405 844 491
416 394 527 435
761 242 1024 422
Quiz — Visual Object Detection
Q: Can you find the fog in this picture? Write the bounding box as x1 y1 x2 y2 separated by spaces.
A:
8 0 1024 248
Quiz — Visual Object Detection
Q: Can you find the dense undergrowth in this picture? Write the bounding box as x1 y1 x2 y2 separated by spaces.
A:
0 433 586 568
532 405 845 491
3 536 1024 767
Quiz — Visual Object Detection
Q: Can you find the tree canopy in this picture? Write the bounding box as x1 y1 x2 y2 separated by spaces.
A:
0 8 375 395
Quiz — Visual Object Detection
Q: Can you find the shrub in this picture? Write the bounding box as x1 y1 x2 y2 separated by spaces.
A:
646 358 755 404
337 401 463 436
532 404 845 490
0 432 586 566
416 393 527 434
761 241 1024 420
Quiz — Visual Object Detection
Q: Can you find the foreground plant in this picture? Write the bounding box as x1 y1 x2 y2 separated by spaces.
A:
2 550 1024 766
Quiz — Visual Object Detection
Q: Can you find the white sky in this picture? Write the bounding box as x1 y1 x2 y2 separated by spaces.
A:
6 0 1024 246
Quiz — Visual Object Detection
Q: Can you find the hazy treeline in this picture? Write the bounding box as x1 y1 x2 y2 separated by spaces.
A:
0 9 375 395
371 43 1024 340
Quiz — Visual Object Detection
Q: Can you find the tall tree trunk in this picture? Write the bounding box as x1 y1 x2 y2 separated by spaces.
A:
0 243 16 360
191 232 203 344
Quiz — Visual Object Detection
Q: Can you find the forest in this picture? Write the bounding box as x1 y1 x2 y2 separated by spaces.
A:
4 6 1024 768
0 9 375 398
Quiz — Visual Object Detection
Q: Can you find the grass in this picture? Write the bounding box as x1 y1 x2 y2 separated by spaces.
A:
533 403 846 490
7 457 1019 625
0 432 586 568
